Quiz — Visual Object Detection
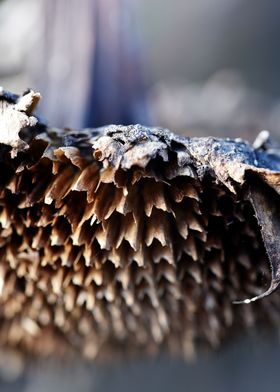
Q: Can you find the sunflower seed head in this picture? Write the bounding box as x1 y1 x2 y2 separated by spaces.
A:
0 90 279 360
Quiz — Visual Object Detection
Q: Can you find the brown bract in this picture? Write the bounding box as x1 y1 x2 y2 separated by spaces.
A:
0 90 280 359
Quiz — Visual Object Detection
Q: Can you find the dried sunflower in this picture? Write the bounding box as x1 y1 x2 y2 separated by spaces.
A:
0 89 280 359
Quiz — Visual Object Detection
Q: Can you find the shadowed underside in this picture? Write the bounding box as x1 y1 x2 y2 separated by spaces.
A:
0 89 280 359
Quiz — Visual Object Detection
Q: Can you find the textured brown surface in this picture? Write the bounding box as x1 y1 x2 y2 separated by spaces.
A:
0 90 280 360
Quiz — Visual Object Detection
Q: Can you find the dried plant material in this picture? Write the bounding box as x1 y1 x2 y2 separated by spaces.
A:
0 89 39 156
0 90 280 360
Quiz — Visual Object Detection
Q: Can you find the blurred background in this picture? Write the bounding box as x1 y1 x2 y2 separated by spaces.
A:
1 0 280 390
2 0 280 142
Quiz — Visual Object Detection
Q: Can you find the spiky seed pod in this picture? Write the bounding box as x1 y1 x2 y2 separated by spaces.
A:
0 89 280 359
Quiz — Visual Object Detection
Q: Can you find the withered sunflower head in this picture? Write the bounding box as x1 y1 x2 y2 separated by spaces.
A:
0 89 280 359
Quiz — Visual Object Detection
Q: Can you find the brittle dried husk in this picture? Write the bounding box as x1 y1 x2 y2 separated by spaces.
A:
0 89 280 360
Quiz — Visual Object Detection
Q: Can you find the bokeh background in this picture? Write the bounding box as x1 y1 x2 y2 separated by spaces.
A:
2 0 280 141
1 0 280 391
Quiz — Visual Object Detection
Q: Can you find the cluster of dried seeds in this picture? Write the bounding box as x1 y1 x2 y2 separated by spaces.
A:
0 89 280 360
